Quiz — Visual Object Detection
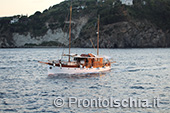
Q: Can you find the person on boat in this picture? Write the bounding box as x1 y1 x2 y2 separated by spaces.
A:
59 60 61 64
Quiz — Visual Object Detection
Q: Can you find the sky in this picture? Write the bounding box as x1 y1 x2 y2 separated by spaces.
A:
0 0 64 17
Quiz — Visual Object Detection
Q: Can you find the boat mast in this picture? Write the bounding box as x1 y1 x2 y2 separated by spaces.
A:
97 15 100 56
69 5 72 62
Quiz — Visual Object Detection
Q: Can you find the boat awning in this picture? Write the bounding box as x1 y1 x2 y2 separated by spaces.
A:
62 53 111 59
98 55 112 59
62 54 78 57
74 53 98 58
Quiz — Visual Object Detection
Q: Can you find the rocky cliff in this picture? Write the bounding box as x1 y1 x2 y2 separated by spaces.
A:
73 20 170 48
12 16 88 47
0 0 170 48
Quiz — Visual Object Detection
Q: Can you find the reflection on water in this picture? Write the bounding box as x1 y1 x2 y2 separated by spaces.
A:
0 48 170 113
47 72 107 79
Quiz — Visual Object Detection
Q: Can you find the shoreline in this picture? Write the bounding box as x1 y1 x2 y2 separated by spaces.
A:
0 46 169 49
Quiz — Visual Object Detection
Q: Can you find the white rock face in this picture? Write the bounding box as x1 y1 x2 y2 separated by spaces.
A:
13 29 66 47
12 16 89 47
73 16 88 39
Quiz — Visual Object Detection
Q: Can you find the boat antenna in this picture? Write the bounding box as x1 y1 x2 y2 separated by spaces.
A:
97 15 100 56
68 4 72 62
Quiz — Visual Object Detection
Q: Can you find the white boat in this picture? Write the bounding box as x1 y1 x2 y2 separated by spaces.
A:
39 53 112 75
47 54 112 75
39 5 115 75
47 61 111 75
48 66 111 75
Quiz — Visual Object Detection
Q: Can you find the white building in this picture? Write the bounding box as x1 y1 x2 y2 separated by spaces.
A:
10 18 19 24
97 0 105 3
143 1 146 5
121 0 133 6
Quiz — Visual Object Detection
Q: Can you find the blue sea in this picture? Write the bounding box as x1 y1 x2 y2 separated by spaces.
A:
0 48 170 112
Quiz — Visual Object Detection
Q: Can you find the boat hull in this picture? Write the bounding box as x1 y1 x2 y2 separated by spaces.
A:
48 65 111 75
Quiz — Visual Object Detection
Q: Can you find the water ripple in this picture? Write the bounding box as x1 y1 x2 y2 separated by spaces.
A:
0 48 170 112
130 86 145 89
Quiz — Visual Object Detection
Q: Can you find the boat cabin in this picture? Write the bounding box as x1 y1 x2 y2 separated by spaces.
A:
73 53 110 68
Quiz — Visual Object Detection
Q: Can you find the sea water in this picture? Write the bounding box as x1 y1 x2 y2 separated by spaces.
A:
0 48 170 112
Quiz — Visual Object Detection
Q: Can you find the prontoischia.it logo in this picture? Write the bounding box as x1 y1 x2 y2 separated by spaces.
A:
53 97 160 108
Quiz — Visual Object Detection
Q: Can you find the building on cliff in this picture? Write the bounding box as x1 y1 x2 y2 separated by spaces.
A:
10 17 19 24
121 0 133 5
